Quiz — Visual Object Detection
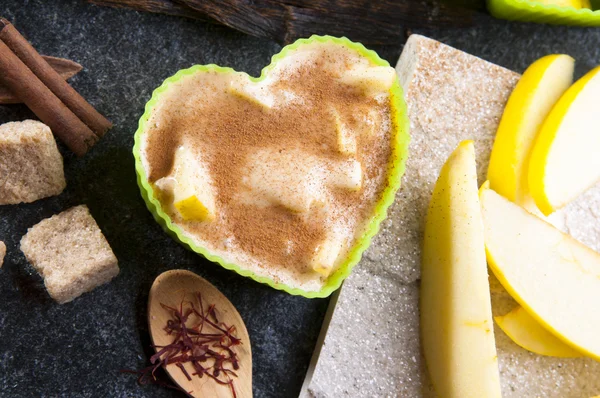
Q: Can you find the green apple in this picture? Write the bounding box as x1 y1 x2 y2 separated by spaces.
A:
421 141 501 398
481 185 600 359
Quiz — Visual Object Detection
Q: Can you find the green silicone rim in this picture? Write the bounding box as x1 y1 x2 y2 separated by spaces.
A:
133 35 410 298
488 0 600 26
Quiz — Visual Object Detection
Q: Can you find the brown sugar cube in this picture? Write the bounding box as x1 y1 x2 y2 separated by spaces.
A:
20 205 119 304
0 241 5 267
0 120 66 205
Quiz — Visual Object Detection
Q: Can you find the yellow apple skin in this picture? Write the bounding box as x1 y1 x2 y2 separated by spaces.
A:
528 66 600 216
481 186 600 360
495 306 582 358
487 54 574 205
421 141 501 398
487 56 575 349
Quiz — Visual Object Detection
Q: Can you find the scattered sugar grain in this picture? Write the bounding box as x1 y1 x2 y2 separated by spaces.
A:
307 263 422 397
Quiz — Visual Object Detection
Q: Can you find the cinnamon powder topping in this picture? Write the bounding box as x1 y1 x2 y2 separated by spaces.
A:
141 43 394 290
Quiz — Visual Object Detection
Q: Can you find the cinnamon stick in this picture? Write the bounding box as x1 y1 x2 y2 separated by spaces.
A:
39 56 83 80
0 18 112 137
0 39 98 156
0 55 82 104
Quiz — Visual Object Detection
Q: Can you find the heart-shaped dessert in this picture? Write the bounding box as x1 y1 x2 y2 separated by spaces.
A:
133 36 409 298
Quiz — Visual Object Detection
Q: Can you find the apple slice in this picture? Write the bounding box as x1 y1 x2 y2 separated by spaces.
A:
331 109 357 155
338 66 396 95
328 159 362 191
174 196 212 222
242 148 362 213
421 141 501 398
487 54 574 206
311 240 342 277
495 306 582 358
154 146 216 222
528 66 600 215
487 55 574 347
229 77 275 109
481 186 600 359
310 230 346 277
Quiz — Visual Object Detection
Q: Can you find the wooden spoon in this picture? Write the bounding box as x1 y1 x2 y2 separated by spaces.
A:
148 269 252 398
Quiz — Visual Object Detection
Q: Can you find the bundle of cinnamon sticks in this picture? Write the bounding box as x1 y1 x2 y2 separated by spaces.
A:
0 18 111 156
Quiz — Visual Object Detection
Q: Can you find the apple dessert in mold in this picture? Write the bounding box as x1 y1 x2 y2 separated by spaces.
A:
139 40 398 291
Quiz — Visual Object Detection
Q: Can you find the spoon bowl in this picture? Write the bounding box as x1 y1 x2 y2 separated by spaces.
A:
148 269 252 397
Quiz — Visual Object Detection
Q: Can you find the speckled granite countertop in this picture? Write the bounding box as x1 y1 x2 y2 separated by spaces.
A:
1 1 600 397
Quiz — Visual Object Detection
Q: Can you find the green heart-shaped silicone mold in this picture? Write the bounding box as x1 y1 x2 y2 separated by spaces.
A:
133 35 410 298
488 0 600 26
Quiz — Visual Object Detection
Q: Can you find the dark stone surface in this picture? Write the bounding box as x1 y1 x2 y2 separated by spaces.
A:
0 2 322 397
1 1 600 397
